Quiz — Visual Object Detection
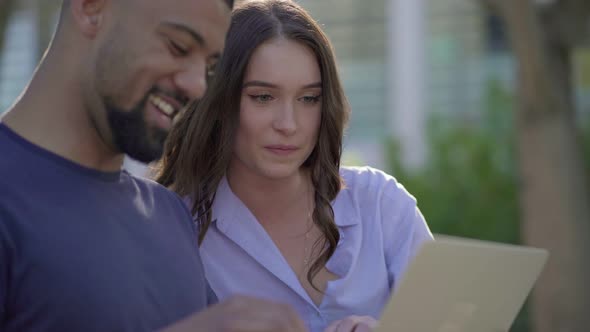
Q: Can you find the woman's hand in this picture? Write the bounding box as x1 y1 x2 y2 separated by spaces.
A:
324 315 378 332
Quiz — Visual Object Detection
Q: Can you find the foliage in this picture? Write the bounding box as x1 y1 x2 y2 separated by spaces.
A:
386 80 520 243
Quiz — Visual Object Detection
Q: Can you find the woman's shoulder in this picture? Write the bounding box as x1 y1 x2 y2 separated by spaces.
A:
339 166 409 196
338 165 417 212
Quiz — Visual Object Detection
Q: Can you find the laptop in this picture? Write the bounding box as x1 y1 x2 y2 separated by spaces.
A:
377 235 549 332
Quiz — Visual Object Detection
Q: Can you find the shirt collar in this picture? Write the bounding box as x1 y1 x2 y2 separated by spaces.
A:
213 176 360 227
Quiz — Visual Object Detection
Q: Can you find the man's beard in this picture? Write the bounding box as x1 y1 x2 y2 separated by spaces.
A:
105 88 169 163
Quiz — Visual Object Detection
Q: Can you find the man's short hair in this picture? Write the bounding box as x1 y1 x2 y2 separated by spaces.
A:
62 0 233 10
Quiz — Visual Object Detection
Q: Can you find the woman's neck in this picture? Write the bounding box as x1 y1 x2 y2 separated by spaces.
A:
226 164 313 227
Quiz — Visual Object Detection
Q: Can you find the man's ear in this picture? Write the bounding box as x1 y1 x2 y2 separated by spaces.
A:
69 0 108 38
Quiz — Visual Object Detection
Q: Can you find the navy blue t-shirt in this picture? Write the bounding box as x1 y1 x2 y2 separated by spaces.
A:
0 123 215 331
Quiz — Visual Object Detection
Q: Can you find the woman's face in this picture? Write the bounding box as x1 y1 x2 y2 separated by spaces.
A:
230 38 322 181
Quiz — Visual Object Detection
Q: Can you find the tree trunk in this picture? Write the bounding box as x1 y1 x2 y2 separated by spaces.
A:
492 1 590 331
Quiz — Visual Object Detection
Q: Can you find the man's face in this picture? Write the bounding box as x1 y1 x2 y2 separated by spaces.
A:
90 0 230 163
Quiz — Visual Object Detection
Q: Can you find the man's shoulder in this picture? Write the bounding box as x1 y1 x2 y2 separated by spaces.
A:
123 171 188 211
0 123 48 185
0 139 33 195
124 171 174 195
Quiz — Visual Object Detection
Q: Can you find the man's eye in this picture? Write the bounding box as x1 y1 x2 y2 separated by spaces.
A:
169 40 188 56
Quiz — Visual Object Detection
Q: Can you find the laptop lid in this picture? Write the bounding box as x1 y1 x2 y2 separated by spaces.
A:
377 236 548 332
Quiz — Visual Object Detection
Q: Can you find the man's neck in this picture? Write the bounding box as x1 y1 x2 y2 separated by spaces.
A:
2 62 124 173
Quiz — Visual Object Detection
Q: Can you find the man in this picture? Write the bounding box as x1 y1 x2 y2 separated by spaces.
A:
0 0 306 331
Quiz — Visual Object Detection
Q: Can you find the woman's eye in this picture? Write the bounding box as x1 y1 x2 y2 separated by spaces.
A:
301 95 322 104
249 94 274 103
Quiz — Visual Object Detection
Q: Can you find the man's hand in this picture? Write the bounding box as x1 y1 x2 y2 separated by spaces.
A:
323 315 378 332
160 295 308 332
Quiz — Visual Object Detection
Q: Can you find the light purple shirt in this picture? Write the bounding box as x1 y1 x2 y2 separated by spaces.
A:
199 166 433 332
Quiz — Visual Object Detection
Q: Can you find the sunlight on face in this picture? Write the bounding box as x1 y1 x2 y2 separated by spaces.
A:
231 38 322 181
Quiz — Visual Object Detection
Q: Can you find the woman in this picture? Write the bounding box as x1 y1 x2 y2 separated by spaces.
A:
157 1 433 331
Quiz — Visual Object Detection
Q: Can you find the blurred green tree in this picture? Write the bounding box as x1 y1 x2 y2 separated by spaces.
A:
387 80 519 244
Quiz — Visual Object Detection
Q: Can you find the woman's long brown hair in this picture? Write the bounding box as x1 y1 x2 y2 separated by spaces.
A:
155 0 350 290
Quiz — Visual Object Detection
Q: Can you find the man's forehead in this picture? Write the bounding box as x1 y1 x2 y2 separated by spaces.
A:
139 0 231 15
124 0 229 22
137 0 230 47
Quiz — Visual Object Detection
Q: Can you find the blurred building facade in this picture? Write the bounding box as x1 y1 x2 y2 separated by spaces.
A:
298 0 518 170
